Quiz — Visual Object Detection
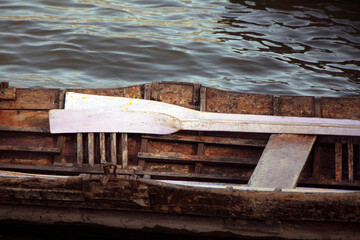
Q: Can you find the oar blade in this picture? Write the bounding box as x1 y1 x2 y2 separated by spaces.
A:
49 110 180 135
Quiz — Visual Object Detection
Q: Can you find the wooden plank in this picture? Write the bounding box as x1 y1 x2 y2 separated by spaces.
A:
121 133 128 168
0 110 49 131
312 145 321 178
335 142 342 182
0 146 60 153
88 133 94 167
0 126 49 133
348 138 354 183
0 89 57 109
54 135 66 164
76 133 83 167
100 132 106 165
110 133 117 165
138 152 258 166
248 134 316 189
142 135 267 147
0 88 16 100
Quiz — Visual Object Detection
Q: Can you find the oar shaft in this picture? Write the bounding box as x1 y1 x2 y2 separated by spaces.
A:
181 118 360 136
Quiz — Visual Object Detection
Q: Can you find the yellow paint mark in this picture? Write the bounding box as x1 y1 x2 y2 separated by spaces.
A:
147 102 151 104
128 102 132 105
82 97 86 99
126 107 128 111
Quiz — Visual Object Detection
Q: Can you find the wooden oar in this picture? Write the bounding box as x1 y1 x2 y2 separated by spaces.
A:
49 92 360 135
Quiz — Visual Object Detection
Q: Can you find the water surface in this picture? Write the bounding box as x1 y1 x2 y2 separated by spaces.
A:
0 0 359 96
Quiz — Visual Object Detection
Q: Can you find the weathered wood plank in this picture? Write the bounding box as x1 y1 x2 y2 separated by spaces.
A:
54 135 66 164
348 138 354 183
110 133 117 165
335 142 342 182
0 110 49 131
88 133 94 167
121 133 128 168
312 145 321 178
100 132 106 165
77 133 83 167
0 88 16 100
0 89 57 109
0 145 60 153
138 152 258 166
142 135 267 147
248 134 316 189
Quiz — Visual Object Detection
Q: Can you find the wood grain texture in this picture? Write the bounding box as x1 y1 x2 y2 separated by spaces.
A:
88 133 94 167
335 142 342 182
111 133 117 165
248 134 316 188
121 133 128 169
76 133 83 167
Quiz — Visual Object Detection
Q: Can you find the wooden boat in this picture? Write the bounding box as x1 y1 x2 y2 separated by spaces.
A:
0 81 360 239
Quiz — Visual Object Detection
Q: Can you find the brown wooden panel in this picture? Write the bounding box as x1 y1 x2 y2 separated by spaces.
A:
201 166 253 178
0 89 58 110
147 140 197 155
278 96 314 117
205 144 263 160
0 132 55 148
142 134 267 147
145 162 194 173
335 142 342 182
0 88 16 100
320 97 360 120
205 87 273 114
157 82 199 109
0 110 49 131
138 152 258 166
68 86 143 99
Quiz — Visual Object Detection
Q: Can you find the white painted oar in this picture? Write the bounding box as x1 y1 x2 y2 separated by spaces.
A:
50 110 180 134
64 92 360 127
49 93 360 135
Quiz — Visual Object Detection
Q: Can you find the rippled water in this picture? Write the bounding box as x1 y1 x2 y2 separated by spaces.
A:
0 0 359 96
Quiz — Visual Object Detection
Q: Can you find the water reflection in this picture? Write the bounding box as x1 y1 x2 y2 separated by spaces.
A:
0 0 359 96
215 0 360 94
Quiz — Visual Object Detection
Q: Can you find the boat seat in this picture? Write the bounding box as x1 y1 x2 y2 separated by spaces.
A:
248 134 316 189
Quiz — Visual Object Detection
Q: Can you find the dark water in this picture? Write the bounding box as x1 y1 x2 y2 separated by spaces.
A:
0 0 359 96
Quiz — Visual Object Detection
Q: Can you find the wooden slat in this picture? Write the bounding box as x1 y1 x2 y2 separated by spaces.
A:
0 110 49 132
0 88 16 100
88 133 94 167
0 145 60 153
111 133 117 165
100 132 106 165
140 170 247 183
141 135 267 147
77 133 83 167
348 138 354 183
335 142 342 182
312 145 321 178
0 89 57 109
138 152 258 166
121 133 128 168
195 87 206 173
54 135 66 164
248 134 316 189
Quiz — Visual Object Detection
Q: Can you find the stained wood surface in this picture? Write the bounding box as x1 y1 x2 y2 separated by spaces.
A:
248 134 316 189
0 110 49 132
